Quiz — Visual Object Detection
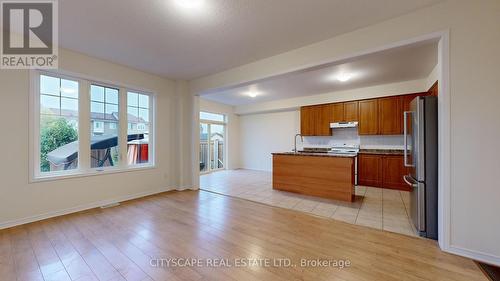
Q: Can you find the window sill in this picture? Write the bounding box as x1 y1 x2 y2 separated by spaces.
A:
31 164 156 183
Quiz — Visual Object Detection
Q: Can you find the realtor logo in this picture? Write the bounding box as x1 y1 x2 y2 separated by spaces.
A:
1 0 58 69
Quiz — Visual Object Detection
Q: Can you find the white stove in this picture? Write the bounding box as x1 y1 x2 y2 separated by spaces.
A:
330 144 359 186
330 143 360 154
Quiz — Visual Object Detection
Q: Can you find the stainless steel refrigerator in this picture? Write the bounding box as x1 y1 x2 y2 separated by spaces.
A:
403 96 438 240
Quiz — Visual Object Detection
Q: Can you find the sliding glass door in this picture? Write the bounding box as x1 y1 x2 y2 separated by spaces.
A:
200 123 209 173
200 112 226 174
209 124 224 171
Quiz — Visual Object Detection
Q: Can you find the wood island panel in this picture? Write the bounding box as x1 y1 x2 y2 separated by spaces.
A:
272 154 355 202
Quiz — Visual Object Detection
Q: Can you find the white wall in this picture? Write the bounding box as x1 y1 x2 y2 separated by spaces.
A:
240 110 299 171
0 48 184 228
199 99 240 169
426 63 439 89
303 130 405 150
190 0 500 265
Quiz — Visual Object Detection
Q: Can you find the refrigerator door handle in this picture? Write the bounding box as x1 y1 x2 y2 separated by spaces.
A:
403 111 414 167
403 175 418 187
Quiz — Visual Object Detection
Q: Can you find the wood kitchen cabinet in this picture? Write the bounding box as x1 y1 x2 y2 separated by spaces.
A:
344 101 359 121
300 105 332 136
273 153 355 202
358 99 379 135
300 106 315 136
358 153 409 191
300 91 435 136
318 104 333 136
378 96 402 135
428 81 438 97
357 154 382 187
381 155 409 190
402 93 422 112
332 103 345 122
331 101 359 123
402 92 428 134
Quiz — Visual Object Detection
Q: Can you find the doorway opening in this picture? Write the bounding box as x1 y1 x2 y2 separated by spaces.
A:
199 111 226 174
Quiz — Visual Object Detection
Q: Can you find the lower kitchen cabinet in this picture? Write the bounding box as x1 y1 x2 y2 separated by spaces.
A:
358 154 409 191
381 155 409 190
357 154 382 187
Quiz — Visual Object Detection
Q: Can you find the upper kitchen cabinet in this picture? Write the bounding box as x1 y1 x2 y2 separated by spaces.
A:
331 101 359 122
402 92 428 134
378 96 402 135
428 81 438 97
402 94 420 113
300 104 332 136
344 101 359 122
300 106 315 136
318 104 333 136
358 99 379 135
302 92 431 136
332 103 345 122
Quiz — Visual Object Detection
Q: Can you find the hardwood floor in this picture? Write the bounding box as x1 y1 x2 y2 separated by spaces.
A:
0 190 486 281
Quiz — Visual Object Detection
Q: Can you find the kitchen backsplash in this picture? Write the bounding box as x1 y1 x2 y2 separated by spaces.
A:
302 128 405 149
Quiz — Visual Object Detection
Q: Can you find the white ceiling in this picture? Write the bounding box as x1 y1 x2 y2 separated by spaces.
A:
58 0 442 79
202 40 438 106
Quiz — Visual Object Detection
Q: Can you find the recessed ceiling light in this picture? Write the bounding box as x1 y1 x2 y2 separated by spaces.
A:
336 73 353 82
247 91 258 98
174 0 205 11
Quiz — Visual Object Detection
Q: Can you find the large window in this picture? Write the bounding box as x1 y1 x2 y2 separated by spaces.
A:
39 75 79 173
127 92 151 165
33 71 155 179
90 85 120 168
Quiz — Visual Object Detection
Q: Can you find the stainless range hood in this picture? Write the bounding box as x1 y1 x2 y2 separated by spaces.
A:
330 121 358 128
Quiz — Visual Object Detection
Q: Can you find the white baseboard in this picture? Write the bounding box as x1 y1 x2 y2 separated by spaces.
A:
0 186 178 230
447 245 500 266
176 185 197 191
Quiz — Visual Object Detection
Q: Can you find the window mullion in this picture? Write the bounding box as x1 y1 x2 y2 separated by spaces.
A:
119 88 128 168
78 80 91 171
30 71 41 179
149 95 155 165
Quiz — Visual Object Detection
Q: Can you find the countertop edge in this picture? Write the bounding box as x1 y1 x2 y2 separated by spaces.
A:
272 152 357 158
358 149 404 155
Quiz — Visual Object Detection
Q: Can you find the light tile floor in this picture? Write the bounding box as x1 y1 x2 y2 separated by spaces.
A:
200 169 418 237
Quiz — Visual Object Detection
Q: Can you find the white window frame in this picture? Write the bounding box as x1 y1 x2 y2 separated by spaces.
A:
126 90 154 167
30 69 157 182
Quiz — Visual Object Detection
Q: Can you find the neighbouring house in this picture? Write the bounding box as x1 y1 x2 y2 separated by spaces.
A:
46 108 149 136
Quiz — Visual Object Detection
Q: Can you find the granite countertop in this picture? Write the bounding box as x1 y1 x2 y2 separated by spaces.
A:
359 149 404 155
272 152 357 158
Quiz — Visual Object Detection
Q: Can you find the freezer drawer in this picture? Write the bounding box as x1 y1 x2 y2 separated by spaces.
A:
404 175 426 233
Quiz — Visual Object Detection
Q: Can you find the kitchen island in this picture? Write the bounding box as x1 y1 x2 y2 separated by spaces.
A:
272 152 356 202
